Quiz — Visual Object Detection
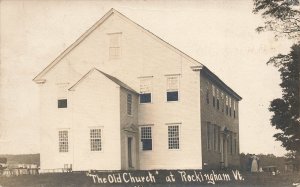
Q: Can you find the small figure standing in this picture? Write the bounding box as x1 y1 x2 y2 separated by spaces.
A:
251 155 259 172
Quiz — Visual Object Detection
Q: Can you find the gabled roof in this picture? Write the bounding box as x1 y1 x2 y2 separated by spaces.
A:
33 8 241 100
69 68 138 94
33 8 202 82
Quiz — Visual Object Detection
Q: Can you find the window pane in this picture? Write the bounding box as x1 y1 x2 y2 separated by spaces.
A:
127 94 132 115
58 99 67 108
142 139 152 150
109 33 121 58
90 129 102 151
206 89 210 104
59 131 68 152
167 91 178 101
168 125 179 149
207 123 211 150
140 93 151 103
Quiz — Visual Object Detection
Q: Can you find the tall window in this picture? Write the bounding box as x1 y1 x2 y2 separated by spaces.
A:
213 125 218 151
59 130 68 152
168 125 180 149
233 133 237 154
127 93 132 115
229 97 232 117
206 89 210 104
109 33 121 58
90 129 102 151
225 95 229 115
140 77 152 103
207 122 212 150
233 100 237 118
141 126 152 150
230 132 233 155
216 89 220 110
212 85 216 107
166 75 179 101
57 83 68 108
218 126 221 152
221 92 224 112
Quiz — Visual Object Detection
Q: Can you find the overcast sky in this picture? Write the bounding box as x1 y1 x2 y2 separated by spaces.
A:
0 0 296 156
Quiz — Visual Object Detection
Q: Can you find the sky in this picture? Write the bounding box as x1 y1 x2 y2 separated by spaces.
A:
0 0 297 156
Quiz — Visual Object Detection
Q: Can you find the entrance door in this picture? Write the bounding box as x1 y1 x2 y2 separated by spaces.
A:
128 137 133 168
222 137 228 167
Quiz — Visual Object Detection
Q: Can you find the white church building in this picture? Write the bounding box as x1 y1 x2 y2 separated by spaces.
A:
34 9 242 171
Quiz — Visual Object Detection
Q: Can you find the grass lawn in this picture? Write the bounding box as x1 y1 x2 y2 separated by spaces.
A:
0 171 299 187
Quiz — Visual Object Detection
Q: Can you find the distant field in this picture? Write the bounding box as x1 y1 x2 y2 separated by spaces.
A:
0 171 299 187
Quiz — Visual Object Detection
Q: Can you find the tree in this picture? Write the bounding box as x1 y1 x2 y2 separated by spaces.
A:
285 151 300 171
253 0 300 39
268 44 300 171
253 0 300 171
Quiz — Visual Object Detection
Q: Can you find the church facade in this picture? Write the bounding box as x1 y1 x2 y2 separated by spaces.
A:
33 9 241 171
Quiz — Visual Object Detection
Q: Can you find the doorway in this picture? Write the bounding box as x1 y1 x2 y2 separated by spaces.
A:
128 137 133 168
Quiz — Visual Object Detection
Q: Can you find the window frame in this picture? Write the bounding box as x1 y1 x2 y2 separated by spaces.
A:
89 127 103 152
58 130 69 153
139 77 153 104
108 32 122 59
212 85 216 107
233 100 237 118
213 124 219 152
229 97 232 117
233 133 237 154
58 98 68 108
218 126 221 153
216 89 220 110
221 92 224 112
206 89 210 104
165 74 180 102
140 126 153 151
225 95 229 115
127 93 132 116
167 123 181 150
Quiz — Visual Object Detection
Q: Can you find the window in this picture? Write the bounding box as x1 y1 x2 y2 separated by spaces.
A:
90 129 102 151
109 33 121 58
212 85 216 107
59 130 68 152
216 89 220 110
141 126 152 150
233 100 237 118
218 126 221 152
168 125 180 149
207 122 212 150
221 92 224 112
225 95 229 115
233 133 237 154
206 89 210 104
213 125 218 151
57 83 68 108
229 97 232 117
127 93 132 115
229 132 233 155
58 99 67 108
140 77 152 103
166 75 179 101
